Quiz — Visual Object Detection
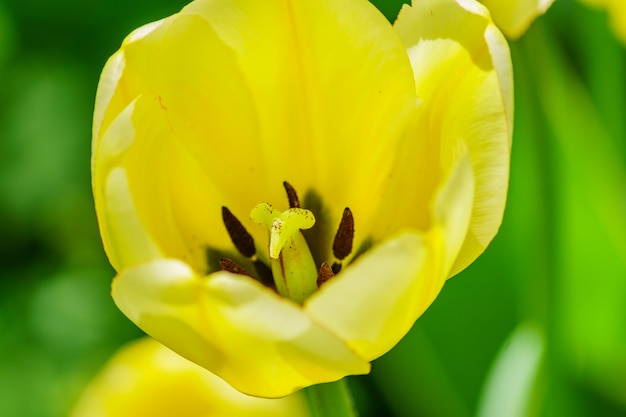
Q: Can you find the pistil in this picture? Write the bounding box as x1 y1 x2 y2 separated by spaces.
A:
250 203 318 303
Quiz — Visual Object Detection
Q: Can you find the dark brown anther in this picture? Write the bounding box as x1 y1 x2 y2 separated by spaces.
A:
332 207 354 260
283 181 300 208
220 258 252 277
331 262 342 275
317 262 335 287
222 206 255 258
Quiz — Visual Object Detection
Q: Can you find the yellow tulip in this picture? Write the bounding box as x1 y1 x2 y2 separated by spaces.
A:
92 0 512 397
480 0 555 39
579 0 626 44
69 338 311 417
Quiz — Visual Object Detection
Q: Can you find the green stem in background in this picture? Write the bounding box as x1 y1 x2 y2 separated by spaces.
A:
372 326 471 417
523 14 626 415
573 2 626 154
519 22 581 417
304 379 358 417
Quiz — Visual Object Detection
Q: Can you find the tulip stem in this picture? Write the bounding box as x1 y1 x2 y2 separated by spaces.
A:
304 379 358 417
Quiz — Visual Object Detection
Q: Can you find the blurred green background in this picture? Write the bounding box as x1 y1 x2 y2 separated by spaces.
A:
0 0 624 416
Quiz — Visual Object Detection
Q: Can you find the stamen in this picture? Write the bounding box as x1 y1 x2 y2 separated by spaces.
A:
283 181 300 208
332 207 354 261
222 206 255 258
317 262 334 287
220 258 252 277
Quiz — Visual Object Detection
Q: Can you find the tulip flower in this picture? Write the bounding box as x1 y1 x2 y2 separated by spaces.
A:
579 0 626 44
480 0 555 39
92 0 512 397
69 337 310 417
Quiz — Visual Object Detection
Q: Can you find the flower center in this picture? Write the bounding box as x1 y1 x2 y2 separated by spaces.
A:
250 203 317 303
220 182 354 304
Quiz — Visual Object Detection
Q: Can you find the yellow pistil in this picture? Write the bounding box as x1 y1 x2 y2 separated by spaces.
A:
250 203 318 304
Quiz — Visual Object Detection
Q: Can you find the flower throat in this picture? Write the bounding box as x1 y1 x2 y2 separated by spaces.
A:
220 182 354 304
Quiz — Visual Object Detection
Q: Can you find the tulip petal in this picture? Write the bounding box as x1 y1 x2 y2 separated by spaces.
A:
70 338 311 417
93 96 164 270
92 51 124 159
433 151 476 275
93 0 419 266
94 91 249 273
179 0 417 211
112 259 370 397
305 231 435 361
98 167 162 271
94 11 268 269
391 0 512 276
92 18 169 145
305 154 474 360
480 0 555 39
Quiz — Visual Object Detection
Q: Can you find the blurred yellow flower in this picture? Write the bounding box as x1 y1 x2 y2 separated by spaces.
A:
92 0 512 397
480 0 555 39
579 0 626 44
69 338 311 417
